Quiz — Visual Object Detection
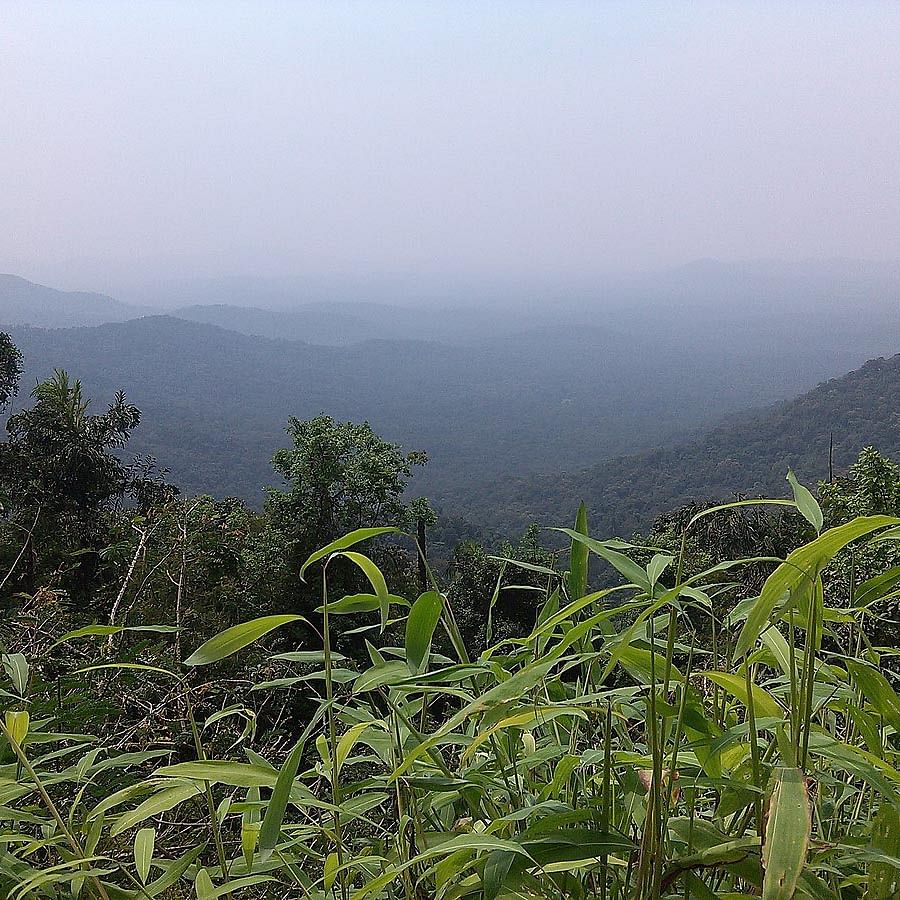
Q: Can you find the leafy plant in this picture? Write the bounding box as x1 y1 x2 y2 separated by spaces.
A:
2 483 899 898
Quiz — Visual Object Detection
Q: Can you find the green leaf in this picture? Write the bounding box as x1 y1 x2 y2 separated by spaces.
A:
566 503 589 601
735 516 899 660
483 849 516 900
869 803 900 900
336 722 373 774
184 615 303 666
762 768 810 900
647 553 674 586
4 710 29 745
145 844 206 897
522 828 636 864
241 786 260 870
853 565 900 609
195 868 215 900
352 834 532 900
702 671 783 720
787 470 823 533
618 645 683 685
406 591 443 673
319 593 383 614
1 653 28 696
336 551 389 598
324 851 340 891
155 761 279 788
353 660 410 694
391 658 557 778
300 527 401 579
846 660 900 734
759 627 794 679
258 739 304 862
134 827 155 884
111 783 203 837
556 528 651 593
51 624 177 649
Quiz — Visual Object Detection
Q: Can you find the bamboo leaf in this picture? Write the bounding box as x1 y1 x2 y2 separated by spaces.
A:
556 528 651 592
703 671 783 720
324 851 339 891
353 660 410 694
335 551 389 598
483 849 516 900
194 868 215 900
406 591 443 673
786 470 823 533
111 783 203 837
155 761 279 789
566 503 589 600
1 653 28 696
735 516 899 660
846 660 900 734
853 565 900 609
336 722 373 774
258 739 304 862
134 827 155 884
762 767 810 900
241 786 260 870
391 659 557 778
300 527 401 579
184 615 303 666
5 710 29 745
868 803 900 900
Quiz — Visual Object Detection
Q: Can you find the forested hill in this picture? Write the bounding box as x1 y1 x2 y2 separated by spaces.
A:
7 315 722 501
454 353 900 539
0 274 142 327
9 313 864 506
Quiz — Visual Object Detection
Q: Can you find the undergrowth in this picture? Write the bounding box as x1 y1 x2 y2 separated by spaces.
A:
2 487 900 899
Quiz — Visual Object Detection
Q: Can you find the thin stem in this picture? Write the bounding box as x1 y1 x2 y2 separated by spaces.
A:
0 719 111 900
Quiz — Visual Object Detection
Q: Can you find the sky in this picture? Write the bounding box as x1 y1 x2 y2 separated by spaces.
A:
3 1 900 294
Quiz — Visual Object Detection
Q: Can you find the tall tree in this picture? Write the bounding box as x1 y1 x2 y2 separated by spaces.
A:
264 415 429 634
0 333 22 409
266 415 427 556
0 370 141 601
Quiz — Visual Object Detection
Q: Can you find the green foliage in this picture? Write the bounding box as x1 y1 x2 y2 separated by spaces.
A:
2 342 900 897
2 507 900 897
446 354 900 539
0 369 142 605
0 332 22 410
267 415 427 546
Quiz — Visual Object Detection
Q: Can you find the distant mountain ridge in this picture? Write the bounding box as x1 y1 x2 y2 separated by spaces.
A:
0 274 144 328
169 302 519 346
4 269 900 544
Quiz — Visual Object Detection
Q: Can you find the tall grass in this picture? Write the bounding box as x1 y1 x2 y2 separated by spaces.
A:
2 489 900 898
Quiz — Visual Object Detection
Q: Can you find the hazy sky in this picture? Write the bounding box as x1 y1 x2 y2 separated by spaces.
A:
3 1 900 290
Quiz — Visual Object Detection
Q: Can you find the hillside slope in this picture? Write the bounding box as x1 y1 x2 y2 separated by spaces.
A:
0 274 142 327
7 316 708 501
7 314 848 505
454 353 900 539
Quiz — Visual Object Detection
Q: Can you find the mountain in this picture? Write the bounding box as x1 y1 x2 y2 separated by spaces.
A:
5 266 900 541
5 316 733 502
450 352 900 539
8 311 870 508
0 274 143 328
169 302 520 346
